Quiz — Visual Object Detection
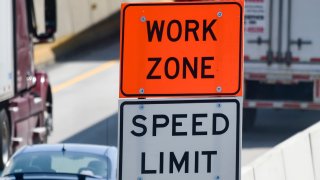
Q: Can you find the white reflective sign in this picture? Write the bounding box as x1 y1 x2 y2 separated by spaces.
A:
118 98 241 180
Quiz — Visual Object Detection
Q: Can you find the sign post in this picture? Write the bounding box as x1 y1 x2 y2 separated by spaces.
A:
118 1 244 180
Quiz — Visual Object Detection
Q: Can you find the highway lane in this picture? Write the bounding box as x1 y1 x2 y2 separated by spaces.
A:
46 39 120 145
45 36 320 166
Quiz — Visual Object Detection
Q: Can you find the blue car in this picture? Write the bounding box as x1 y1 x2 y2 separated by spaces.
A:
1 144 117 180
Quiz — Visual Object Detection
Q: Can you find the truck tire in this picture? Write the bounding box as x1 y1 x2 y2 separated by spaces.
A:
45 102 53 136
0 110 10 169
243 108 257 131
34 92 53 144
46 87 53 136
41 108 52 144
33 112 48 144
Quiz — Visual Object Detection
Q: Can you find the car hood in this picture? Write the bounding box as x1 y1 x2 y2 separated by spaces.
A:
1 172 106 180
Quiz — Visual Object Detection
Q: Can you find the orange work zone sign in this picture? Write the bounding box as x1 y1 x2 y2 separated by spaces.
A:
120 1 244 98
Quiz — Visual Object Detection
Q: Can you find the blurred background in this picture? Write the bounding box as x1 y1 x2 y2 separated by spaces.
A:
34 0 320 165
2 0 320 174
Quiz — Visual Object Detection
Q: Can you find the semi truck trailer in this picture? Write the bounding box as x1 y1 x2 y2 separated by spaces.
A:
175 0 320 130
0 0 56 168
243 0 320 129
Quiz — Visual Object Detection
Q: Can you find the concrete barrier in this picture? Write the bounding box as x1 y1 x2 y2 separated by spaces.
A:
34 0 172 39
35 0 118 38
242 166 255 180
242 121 320 180
309 123 320 180
282 133 315 180
34 0 172 66
252 149 286 180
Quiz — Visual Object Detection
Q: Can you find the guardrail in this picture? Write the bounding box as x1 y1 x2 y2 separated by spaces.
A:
242 122 320 180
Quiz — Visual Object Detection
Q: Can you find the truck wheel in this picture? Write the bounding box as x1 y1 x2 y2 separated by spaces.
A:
0 110 10 169
33 111 49 144
45 101 53 136
243 108 257 131
34 106 52 144
35 91 53 144
45 88 53 136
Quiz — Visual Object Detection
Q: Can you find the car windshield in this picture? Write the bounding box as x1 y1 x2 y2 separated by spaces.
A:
2 151 111 178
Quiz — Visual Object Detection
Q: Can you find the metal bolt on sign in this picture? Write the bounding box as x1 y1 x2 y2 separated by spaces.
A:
217 103 222 108
140 16 146 22
139 88 145 94
216 176 220 180
216 86 222 93
139 104 144 110
137 177 143 180
217 11 223 18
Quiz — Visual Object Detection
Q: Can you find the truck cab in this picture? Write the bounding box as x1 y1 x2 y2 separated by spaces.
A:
0 0 56 169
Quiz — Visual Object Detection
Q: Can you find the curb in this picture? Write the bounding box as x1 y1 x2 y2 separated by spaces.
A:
34 35 73 67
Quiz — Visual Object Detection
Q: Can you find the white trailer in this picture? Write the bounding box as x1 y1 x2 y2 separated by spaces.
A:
0 0 14 102
244 0 320 128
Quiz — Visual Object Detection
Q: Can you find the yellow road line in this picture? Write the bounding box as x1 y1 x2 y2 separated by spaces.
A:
52 60 117 94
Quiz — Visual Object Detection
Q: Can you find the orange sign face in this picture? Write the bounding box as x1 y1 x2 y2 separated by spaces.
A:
120 1 243 97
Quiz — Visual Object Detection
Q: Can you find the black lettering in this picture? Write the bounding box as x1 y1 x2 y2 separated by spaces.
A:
202 151 217 173
201 57 214 78
131 115 147 137
153 115 169 136
172 114 188 136
147 20 165 42
192 114 208 135
170 152 189 173
195 151 199 173
185 20 199 41
167 20 182 42
203 19 217 41
147 58 161 79
183 57 198 79
165 57 180 79
212 113 229 135
141 152 157 174
160 152 164 174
